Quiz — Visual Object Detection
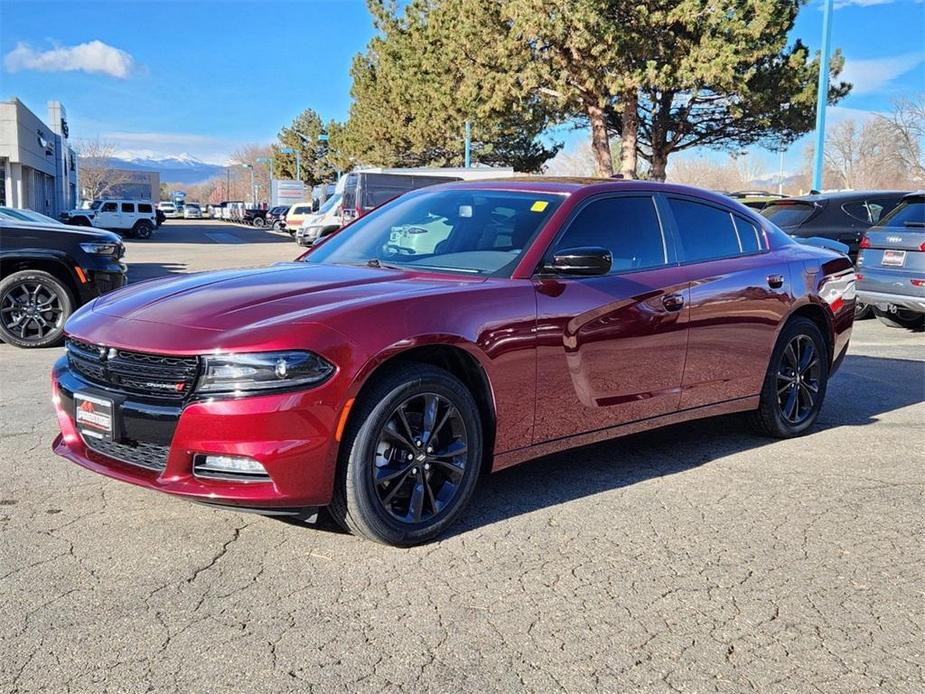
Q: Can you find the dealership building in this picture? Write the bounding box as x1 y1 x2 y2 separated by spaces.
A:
0 98 79 217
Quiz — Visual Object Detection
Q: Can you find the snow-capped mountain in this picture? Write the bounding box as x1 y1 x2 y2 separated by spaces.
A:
98 152 226 184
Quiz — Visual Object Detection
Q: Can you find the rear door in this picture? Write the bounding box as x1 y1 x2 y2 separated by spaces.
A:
533 194 689 441
665 195 793 409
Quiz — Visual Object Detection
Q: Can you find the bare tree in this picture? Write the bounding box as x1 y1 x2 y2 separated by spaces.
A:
667 154 770 192
230 143 273 204
74 137 132 201
817 118 912 190
876 96 925 184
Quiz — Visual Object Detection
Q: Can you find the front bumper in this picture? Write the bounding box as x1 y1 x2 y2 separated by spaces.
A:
856 289 925 312
51 356 344 511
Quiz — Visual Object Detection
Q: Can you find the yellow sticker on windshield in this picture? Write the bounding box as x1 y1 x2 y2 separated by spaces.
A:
530 200 549 212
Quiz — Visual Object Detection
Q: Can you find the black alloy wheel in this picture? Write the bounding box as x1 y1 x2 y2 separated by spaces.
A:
329 364 483 546
775 335 821 426
0 270 73 348
749 316 828 438
372 393 468 524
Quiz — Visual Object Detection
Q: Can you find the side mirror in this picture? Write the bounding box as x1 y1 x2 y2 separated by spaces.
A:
545 246 612 276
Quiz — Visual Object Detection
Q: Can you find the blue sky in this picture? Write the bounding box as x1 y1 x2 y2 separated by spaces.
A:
1 0 923 173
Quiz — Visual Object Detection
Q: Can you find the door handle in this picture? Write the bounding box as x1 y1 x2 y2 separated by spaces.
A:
767 274 784 289
662 293 685 312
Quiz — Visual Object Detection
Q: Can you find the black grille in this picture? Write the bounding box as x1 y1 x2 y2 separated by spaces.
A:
66 337 199 400
84 437 169 472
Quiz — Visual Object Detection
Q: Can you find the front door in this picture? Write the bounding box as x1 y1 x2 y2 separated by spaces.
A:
95 201 120 229
533 194 689 442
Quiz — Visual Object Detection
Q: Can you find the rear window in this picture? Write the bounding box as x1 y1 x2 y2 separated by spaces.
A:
138 203 152 213
121 203 134 213
878 199 925 228
842 199 900 225
668 198 742 262
761 202 816 227
292 206 311 214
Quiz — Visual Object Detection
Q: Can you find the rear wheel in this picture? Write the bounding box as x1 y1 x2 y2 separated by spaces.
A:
133 220 154 239
0 270 73 348
329 364 483 546
873 307 924 330
749 317 828 438
252 217 265 227
854 301 873 320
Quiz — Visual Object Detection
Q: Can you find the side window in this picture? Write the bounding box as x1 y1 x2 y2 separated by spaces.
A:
138 203 152 213
668 198 741 262
121 203 135 213
101 202 117 212
554 196 667 273
732 215 764 253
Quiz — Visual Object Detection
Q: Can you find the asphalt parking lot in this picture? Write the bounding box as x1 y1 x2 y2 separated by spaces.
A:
1 220 923 693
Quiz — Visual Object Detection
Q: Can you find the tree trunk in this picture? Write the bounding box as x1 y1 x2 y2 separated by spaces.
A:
619 90 638 179
649 149 669 182
587 103 614 177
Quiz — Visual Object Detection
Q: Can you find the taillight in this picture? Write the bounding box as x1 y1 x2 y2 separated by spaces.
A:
856 273 864 281
920 241 925 251
859 236 871 249
911 279 925 287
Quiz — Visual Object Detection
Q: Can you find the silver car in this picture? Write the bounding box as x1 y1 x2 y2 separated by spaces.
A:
856 192 925 330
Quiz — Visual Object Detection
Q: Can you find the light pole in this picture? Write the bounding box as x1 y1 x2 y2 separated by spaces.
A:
241 163 255 205
280 147 300 182
257 156 273 205
812 0 834 192
464 121 472 168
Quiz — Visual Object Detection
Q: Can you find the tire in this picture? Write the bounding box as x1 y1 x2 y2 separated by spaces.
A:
71 216 92 227
749 317 829 438
253 217 265 227
873 307 924 330
329 364 483 546
133 221 154 239
854 301 873 320
0 270 73 348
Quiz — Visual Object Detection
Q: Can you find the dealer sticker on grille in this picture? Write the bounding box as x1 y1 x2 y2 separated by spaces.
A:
75 393 113 440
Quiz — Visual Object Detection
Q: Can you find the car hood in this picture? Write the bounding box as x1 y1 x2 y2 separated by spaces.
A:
68 262 472 351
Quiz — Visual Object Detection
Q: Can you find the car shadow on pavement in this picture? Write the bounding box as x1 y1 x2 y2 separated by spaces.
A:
127 262 188 283
288 353 925 540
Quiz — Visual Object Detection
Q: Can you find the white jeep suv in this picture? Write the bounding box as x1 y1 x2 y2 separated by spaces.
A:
63 200 158 239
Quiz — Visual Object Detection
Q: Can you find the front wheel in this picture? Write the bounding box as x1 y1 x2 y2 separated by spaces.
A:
252 217 265 227
329 364 483 546
0 270 73 348
133 221 154 239
749 317 829 438
873 307 924 330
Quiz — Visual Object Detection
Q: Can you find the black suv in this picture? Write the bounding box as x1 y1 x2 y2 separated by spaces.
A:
761 190 908 262
265 205 290 230
0 220 126 348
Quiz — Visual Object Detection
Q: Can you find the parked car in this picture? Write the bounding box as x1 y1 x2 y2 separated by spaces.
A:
62 200 158 239
297 193 343 246
340 172 463 225
157 201 181 219
1 206 70 226
284 202 315 233
761 191 907 261
183 203 203 219
51 179 854 546
265 206 290 230
0 218 126 348
242 208 269 227
856 192 925 330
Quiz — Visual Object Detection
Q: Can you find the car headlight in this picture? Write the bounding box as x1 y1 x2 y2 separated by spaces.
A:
80 242 121 256
196 351 334 394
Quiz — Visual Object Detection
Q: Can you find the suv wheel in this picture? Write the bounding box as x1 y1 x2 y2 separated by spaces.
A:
0 270 73 348
330 364 483 546
133 220 154 239
855 301 872 320
252 217 265 227
749 317 829 438
873 307 924 330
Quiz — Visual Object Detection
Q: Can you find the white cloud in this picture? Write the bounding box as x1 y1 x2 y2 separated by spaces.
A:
831 0 923 9
840 52 925 95
4 40 135 79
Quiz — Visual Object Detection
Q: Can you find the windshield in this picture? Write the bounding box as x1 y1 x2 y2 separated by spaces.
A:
0 208 32 220
760 201 816 227
878 199 925 227
90 201 102 210
304 188 564 275
318 193 342 215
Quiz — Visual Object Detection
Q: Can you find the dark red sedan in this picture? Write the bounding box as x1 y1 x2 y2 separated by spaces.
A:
52 179 855 545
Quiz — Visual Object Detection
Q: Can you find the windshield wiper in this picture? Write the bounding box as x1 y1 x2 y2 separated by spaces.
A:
364 258 403 270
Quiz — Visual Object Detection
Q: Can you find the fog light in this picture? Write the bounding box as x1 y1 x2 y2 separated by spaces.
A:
194 454 269 481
